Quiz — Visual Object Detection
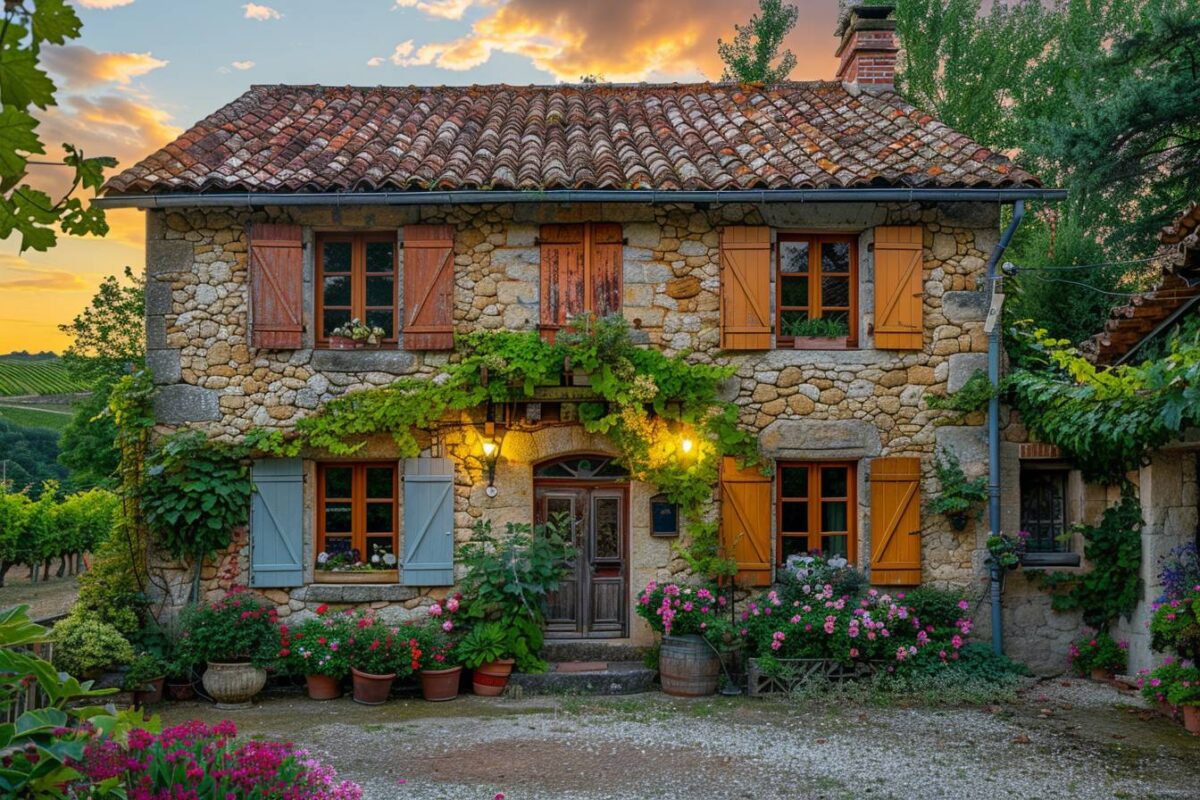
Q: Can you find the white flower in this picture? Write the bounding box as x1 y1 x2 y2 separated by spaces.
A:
828 556 849 569
371 554 381 564
317 552 329 564
383 553 397 566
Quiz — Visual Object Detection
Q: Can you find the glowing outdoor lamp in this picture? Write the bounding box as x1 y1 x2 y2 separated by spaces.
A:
480 437 500 497
680 436 695 457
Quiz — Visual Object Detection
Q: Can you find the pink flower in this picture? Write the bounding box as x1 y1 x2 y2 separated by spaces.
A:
428 603 443 617
442 621 454 632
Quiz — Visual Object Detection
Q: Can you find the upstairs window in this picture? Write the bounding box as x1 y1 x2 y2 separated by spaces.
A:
776 235 857 347
317 233 398 346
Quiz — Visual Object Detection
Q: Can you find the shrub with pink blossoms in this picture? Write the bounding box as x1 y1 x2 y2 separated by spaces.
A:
636 582 729 640
77 720 362 799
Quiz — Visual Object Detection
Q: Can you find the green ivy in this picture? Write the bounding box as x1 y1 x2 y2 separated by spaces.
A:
1024 491 1142 630
926 369 994 425
928 448 988 519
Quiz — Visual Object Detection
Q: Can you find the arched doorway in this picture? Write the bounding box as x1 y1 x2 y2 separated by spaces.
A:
534 455 629 638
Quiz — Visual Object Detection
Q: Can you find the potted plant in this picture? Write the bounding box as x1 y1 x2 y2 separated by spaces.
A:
635 582 726 697
49 613 135 680
328 318 387 349
165 657 196 701
928 449 989 531
123 652 168 705
1166 663 1200 735
278 605 352 700
412 597 463 701
457 622 514 696
986 530 1029 572
782 316 850 349
1068 630 1128 681
347 610 419 705
176 588 279 710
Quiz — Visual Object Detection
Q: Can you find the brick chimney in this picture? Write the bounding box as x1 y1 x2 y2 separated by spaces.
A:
835 2 898 88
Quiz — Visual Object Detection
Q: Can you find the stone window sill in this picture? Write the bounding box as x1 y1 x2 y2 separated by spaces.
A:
299 583 418 603
1021 552 1081 568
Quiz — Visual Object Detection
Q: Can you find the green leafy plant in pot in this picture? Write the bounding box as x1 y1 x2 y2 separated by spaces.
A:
457 622 514 696
928 448 987 531
123 651 169 705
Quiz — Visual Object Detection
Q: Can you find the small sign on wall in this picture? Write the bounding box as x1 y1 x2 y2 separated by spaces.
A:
650 494 679 537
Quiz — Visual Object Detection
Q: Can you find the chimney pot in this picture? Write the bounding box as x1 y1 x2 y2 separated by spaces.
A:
835 2 898 89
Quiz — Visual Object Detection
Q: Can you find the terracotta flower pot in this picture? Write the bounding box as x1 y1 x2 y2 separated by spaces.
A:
1090 668 1113 682
471 658 515 696
420 666 462 702
1161 700 1178 720
305 673 343 701
202 661 267 710
167 680 195 701
1184 705 1200 735
351 667 395 705
134 676 166 706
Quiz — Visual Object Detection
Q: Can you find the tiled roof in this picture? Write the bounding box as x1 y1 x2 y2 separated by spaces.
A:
1082 204 1200 364
103 82 1041 195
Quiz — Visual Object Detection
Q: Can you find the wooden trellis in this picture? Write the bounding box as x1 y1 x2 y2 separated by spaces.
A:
747 657 879 697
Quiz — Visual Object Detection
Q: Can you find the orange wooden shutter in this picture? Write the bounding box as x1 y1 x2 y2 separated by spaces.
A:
249 223 304 349
720 456 772 586
719 227 771 349
869 456 922 586
539 224 586 340
873 226 924 350
590 223 623 316
403 224 455 350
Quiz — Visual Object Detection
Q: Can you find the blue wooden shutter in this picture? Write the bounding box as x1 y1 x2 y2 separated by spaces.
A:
402 457 455 586
250 459 304 588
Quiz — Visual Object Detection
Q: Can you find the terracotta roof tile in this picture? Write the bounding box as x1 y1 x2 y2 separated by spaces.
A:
104 82 1042 196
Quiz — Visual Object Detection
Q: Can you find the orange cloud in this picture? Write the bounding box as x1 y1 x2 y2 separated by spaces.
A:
375 0 840 81
76 0 135 7
0 258 89 292
243 3 282 20
43 45 168 90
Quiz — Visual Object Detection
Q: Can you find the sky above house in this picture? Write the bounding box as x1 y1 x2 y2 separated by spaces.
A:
0 0 843 353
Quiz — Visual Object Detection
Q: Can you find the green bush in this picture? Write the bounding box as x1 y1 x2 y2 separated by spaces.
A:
50 613 135 677
74 523 147 638
902 586 968 631
456 622 510 669
122 651 168 690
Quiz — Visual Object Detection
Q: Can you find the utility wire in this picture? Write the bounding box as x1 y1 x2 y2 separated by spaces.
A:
1011 254 1169 272
1019 273 1188 298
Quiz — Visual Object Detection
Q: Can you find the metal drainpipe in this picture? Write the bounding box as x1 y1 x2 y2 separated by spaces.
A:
985 199 1025 655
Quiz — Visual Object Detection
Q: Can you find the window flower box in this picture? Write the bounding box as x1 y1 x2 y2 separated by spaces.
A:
791 336 851 350
314 569 399 584
747 657 880 697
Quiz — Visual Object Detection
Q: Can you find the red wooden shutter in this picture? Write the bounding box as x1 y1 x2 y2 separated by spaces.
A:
869 457 922 586
590 223 623 316
249 223 304 349
403 224 455 350
720 456 772 586
873 226 924 350
539 224 586 341
719 227 772 349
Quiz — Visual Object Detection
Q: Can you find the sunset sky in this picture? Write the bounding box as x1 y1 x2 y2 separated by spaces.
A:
1 0 844 353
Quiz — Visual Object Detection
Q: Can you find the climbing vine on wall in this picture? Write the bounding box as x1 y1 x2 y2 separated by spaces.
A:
253 315 763 515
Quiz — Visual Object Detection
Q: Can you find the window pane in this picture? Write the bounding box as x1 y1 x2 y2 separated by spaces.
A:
323 536 352 557
822 310 849 327
822 535 849 558
779 310 809 336
780 278 809 307
1020 470 1069 553
322 241 352 272
366 276 394 307
322 309 350 337
366 310 394 336
365 241 395 273
365 502 393 534
821 501 848 532
821 467 848 498
324 503 351 534
593 497 620 559
324 467 352 498
781 501 808 532
781 466 808 498
821 241 850 273
821 275 851 308
781 536 810 560
323 275 351 307
780 241 809 274
366 467 394 498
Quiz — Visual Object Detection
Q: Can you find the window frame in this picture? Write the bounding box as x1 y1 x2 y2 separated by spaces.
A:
315 462 399 576
315 232 399 347
1019 464 1071 555
775 233 858 348
775 461 857 564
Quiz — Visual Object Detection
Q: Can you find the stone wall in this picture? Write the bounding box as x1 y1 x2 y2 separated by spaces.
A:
143 200 1024 646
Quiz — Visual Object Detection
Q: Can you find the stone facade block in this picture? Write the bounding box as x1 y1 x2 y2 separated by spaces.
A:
154 384 220 423
942 290 989 324
947 353 988 393
760 419 882 459
146 349 182 385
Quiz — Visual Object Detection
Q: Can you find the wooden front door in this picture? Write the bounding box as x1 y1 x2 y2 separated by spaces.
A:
534 456 628 638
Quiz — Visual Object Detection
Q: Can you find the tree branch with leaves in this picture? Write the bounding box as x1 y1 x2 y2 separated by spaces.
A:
718 0 799 83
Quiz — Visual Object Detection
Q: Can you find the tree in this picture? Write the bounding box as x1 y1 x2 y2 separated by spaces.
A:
58 386 119 489
0 0 115 253
0 418 66 496
57 266 144 386
718 0 799 83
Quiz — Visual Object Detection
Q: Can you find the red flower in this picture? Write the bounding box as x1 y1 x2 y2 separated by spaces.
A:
316 604 329 615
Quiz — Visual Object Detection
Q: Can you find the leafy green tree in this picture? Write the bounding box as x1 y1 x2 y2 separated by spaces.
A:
58 266 145 386
718 0 799 83
0 0 115 252
0 417 66 496
0 487 30 587
58 382 120 489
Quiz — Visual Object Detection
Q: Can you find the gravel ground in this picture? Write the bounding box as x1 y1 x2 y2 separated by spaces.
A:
161 679 1200 800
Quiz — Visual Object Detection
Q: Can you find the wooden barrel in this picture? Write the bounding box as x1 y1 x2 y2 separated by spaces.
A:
659 634 720 697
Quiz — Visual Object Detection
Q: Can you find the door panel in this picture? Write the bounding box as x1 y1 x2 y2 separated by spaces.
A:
540 491 582 634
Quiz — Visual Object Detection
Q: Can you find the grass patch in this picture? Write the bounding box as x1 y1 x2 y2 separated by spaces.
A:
0 403 75 431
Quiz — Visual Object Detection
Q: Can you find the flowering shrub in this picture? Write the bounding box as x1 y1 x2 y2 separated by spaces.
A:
345 609 420 677
176 587 279 667
741 583 975 670
635 582 728 639
79 720 362 799
1150 589 1200 662
407 596 462 670
1068 630 1128 675
1156 543 1200 604
1138 656 1200 707
986 530 1030 570
278 606 353 680
780 553 866 599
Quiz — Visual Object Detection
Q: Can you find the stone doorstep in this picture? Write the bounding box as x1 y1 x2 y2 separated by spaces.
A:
508 660 656 696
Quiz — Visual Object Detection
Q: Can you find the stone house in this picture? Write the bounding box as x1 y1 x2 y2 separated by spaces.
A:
97 6 1072 660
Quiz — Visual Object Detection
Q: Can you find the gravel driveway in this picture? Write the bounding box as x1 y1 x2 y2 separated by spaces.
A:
161 680 1200 800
